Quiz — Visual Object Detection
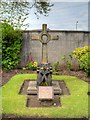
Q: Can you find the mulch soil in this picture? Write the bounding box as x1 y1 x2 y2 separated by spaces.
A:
26 95 61 107
1 69 36 87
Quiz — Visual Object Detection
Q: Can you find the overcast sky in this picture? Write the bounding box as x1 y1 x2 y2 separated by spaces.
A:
22 1 89 31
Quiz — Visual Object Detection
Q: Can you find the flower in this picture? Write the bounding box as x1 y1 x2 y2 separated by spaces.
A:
33 62 38 67
22 67 26 70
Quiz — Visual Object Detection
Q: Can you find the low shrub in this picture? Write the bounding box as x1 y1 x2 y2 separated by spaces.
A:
73 46 90 59
73 46 90 76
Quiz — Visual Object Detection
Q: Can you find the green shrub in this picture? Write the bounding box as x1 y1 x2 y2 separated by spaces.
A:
73 46 90 76
2 22 22 70
79 52 90 75
73 46 90 59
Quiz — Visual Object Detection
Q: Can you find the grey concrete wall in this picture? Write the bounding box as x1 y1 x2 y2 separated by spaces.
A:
20 30 89 66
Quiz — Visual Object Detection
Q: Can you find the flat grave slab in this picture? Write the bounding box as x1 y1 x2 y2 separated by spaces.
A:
38 86 54 100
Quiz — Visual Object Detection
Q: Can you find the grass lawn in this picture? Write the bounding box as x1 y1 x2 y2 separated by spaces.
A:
1 74 88 118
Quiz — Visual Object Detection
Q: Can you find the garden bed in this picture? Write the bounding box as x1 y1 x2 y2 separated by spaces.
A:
19 80 70 108
1 68 89 87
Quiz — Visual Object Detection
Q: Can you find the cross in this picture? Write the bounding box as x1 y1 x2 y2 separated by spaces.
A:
39 24 51 63
31 24 59 63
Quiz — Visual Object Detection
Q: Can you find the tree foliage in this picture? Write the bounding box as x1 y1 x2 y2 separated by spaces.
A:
2 22 22 70
0 1 53 29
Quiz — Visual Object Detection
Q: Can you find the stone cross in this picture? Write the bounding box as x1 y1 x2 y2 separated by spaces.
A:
31 24 59 63
39 24 51 63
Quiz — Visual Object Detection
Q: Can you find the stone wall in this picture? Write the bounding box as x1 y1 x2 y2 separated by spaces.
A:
20 30 89 66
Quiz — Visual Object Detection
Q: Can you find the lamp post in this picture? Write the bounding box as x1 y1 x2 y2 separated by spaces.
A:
76 21 78 30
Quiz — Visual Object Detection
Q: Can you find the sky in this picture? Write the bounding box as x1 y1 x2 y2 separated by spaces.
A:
22 1 89 31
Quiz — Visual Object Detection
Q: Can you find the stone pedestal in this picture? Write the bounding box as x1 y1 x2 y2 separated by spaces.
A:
27 81 62 95
27 81 37 95
52 81 62 95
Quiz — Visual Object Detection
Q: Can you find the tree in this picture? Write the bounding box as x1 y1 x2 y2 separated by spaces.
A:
0 0 53 29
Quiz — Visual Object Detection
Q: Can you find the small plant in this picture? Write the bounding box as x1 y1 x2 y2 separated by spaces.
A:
27 62 33 70
27 61 38 70
61 54 73 70
33 61 38 70
22 67 26 70
52 61 60 75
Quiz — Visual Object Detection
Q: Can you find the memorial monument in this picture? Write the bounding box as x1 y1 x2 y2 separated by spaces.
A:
37 24 52 87
27 24 62 101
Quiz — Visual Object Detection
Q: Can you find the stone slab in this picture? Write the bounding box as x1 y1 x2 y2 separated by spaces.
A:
52 81 62 94
27 81 37 94
52 81 60 90
38 86 54 100
27 91 37 95
27 81 37 90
